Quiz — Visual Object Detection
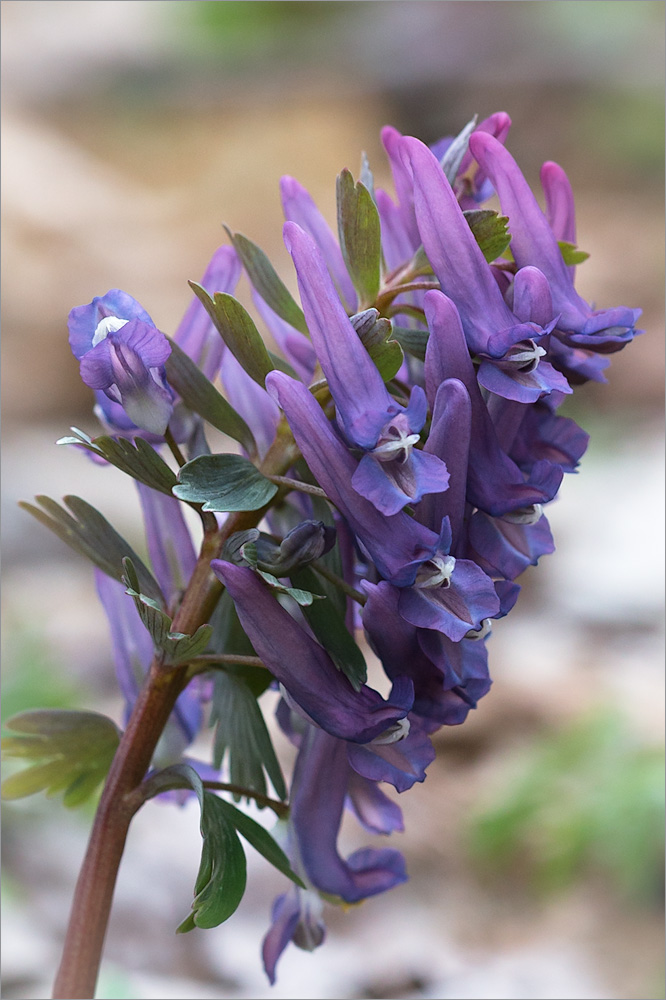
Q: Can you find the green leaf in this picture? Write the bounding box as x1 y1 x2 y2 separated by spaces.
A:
351 308 404 382
177 791 247 932
188 285 292 386
215 798 304 888
224 228 309 335
210 672 286 801
366 338 404 382
1 709 120 807
19 495 164 605
391 326 429 362
207 588 271 696
255 569 323 608
464 209 511 263
57 429 179 496
291 566 367 691
173 453 278 512
337 169 382 309
558 240 590 266
164 338 257 456
122 558 212 666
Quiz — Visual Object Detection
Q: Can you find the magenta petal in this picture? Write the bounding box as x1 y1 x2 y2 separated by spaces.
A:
512 266 555 327
540 161 577 245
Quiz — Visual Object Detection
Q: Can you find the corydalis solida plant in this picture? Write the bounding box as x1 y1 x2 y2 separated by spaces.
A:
4 113 641 998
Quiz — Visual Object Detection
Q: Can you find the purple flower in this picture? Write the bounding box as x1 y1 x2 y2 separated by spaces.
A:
283 222 449 514
287 723 423 901
467 508 555 582
540 161 577 247
280 175 357 312
252 291 316 384
262 885 326 985
397 516 501 642
94 571 202 763
262 702 432 982
219 347 280 459
401 136 570 405
423 289 563 518
468 131 642 355
210 560 414 743
363 580 492 728
69 290 173 435
265 370 444 587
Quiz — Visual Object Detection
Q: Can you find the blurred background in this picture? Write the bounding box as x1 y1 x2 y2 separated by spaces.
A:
2 2 664 998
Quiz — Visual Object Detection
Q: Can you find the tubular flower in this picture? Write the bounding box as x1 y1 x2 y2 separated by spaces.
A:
283 222 449 514
468 131 642 357
68 290 174 435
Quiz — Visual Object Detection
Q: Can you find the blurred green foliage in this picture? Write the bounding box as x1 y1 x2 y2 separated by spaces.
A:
469 709 665 905
1 629 83 730
173 0 352 61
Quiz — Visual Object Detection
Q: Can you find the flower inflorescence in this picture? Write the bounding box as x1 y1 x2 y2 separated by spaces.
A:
9 112 640 988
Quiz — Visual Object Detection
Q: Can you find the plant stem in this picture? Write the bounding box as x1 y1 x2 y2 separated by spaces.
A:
52 431 301 999
201 781 289 818
310 560 367 605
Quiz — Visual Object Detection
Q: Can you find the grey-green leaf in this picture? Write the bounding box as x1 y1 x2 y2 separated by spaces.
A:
366 338 404 382
440 115 477 185
177 791 247 932
210 672 286 801
189 284 290 387
57 429 177 496
19 495 164 605
224 228 309 335
164 338 257 456
291 566 367 691
216 798 304 888
122 558 212 665
255 569 323 608
173 454 278 512
391 326 429 362
464 209 511 263
337 169 382 309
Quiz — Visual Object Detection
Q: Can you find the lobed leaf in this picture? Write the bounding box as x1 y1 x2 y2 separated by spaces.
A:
173 454 278 512
390 326 429 362
177 792 247 932
57 429 177 496
188 285 292 386
122 558 212 666
215 798 304 888
19 495 164 605
558 240 590 266
210 672 286 801
1 709 120 808
464 209 511 263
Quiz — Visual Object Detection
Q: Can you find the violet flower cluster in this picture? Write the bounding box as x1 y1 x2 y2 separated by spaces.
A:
17 113 640 986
